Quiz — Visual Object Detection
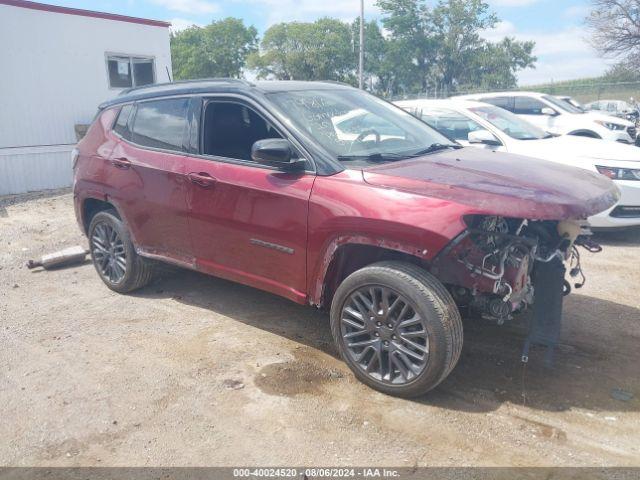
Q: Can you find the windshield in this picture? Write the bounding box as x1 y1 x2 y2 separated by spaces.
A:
267 89 456 163
543 95 584 114
470 105 549 140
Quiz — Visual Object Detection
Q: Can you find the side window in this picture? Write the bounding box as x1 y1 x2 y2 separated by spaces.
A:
130 98 189 152
514 96 548 115
419 109 483 141
113 104 133 139
480 96 514 112
202 101 283 161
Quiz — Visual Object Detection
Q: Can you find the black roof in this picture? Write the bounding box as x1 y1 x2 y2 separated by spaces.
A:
99 79 355 109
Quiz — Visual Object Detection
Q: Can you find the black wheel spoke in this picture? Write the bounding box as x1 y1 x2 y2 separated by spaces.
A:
340 285 429 385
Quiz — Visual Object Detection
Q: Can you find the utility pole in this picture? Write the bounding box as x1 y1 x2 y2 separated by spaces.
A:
359 0 364 90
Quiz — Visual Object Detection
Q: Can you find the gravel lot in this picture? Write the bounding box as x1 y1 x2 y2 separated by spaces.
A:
1 189 639 467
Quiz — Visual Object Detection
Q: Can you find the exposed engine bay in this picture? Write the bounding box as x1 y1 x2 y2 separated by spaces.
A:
431 215 602 364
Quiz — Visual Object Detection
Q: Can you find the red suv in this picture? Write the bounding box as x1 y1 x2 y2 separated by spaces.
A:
73 80 618 397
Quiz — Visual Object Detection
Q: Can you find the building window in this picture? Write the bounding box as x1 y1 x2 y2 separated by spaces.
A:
107 55 155 89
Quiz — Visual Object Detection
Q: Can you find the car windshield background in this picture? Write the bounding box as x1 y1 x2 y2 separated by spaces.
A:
267 89 453 162
419 108 484 141
470 105 548 140
543 94 584 114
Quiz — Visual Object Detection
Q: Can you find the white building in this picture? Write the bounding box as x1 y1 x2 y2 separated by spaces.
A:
0 0 172 195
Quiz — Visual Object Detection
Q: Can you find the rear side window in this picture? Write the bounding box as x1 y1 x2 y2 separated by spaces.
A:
514 96 546 115
113 104 133 139
131 98 189 152
480 96 514 112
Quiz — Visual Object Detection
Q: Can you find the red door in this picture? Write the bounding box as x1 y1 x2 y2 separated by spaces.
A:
183 157 314 303
183 100 314 303
109 139 193 263
106 98 193 264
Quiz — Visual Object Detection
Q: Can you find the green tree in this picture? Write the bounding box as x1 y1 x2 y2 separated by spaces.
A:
376 0 536 95
171 18 258 80
468 37 536 91
431 0 497 94
377 0 437 93
248 18 353 81
351 19 390 92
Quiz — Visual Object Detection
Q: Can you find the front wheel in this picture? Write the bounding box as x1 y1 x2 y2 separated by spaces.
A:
330 261 463 398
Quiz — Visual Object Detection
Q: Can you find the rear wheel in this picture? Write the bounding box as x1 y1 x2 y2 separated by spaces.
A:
88 210 155 293
330 261 463 398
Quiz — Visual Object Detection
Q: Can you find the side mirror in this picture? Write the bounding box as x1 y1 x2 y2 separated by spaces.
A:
468 129 501 146
541 107 557 116
251 139 305 171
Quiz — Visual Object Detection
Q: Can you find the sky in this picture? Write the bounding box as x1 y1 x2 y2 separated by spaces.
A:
50 0 611 85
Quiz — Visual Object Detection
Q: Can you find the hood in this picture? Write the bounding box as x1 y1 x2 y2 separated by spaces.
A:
516 135 640 166
363 147 619 220
585 111 634 126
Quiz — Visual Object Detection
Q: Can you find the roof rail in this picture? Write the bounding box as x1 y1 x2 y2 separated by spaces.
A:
118 78 254 96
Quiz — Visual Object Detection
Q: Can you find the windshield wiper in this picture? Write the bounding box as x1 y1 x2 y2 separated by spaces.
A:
409 143 462 156
337 143 461 163
337 153 407 163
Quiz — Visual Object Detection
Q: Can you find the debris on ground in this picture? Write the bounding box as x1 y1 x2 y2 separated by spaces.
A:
221 379 245 390
27 246 89 270
610 388 634 402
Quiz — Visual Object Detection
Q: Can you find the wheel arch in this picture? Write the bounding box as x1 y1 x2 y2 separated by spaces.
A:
310 237 431 308
568 129 602 139
81 197 121 234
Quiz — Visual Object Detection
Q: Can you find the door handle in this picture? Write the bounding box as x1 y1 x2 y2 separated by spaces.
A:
111 157 131 170
188 172 217 188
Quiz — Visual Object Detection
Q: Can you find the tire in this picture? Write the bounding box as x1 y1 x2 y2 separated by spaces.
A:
330 261 463 398
88 210 155 293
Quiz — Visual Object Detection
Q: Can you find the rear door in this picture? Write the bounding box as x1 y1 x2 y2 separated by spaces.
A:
108 97 193 263
182 97 315 303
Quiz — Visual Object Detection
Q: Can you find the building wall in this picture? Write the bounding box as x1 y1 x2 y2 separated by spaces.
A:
0 3 172 195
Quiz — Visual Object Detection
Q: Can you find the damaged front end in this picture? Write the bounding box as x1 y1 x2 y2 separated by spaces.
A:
431 215 602 365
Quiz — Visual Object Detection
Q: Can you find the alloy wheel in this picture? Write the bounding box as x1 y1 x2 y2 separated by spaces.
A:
340 285 430 385
91 222 127 284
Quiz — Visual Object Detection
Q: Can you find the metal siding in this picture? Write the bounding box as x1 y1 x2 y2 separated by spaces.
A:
0 3 172 193
0 146 73 195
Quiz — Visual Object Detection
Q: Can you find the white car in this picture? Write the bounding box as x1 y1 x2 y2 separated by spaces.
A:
396 98 640 229
453 91 637 145
556 95 585 111
584 99 639 121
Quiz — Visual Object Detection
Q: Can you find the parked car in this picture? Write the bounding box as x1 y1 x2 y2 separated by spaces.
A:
454 91 637 144
396 98 640 229
73 80 618 397
584 99 640 124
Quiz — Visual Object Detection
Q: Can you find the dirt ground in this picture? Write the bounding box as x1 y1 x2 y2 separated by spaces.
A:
1 189 639 468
